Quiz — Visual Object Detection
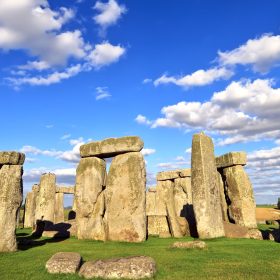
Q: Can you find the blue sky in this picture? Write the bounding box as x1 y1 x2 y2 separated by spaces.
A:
1 0 280 205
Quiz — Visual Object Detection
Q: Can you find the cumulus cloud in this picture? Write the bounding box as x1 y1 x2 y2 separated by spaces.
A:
21 137 85 163
88 42 125 68
0 0 127 87
154 67 233 88
138 79 280 145
218 34 280 73
95 86 111 100
93 0 126 35
141 148 156 156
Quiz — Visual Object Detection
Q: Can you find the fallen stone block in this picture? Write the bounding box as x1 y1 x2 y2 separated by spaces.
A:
216 152 247 169
46 252 82 274
171 241 207 249
79 256 156 279
80 136 144 158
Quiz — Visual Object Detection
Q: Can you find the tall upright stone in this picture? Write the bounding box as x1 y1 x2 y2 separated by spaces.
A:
24 184 39 228
35 173 56 223
75 157 107 240
0 163 23 252
54 193 64 223
191 132 225 238
106 152 146 242
223 165 257 228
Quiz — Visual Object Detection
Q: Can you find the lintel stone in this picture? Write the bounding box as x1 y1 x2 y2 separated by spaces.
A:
0 151 25 165
80 136 144 158
157 168 191 181
56 186 75 194
216 152 247 169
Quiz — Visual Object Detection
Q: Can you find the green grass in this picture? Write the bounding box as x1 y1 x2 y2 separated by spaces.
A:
256 204 277 208
1 228 280 280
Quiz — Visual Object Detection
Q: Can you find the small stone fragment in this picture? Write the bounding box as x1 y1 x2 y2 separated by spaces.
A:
171 241 207 249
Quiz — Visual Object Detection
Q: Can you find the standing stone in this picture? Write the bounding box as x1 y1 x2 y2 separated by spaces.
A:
24 184 39 228
75 157 107 240
0 165 23 252
191 132 225 238
35 173 56 223
223 165 257 228
106 152 146 242
157 180 184 238
54 193 64 223
174 177 192 217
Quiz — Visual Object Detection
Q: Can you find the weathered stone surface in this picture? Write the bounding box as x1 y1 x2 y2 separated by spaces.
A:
223 165 257 228
56 186 75 194
223 222 262 240
75 157 106 240
42 230 69 238
157 180 184 238
80 136 144 158
216 152 247 169
157 169 191 181
54 193 64 224
35 173 56 223
0 165 23 252
79 256 156 279
147 216 170 236
191 132 225 239
217 172 228 222
24 185 39 228
171 241 207 249
106 152 146 242
174 177 191 217
46 252 82 274
0 151 25 165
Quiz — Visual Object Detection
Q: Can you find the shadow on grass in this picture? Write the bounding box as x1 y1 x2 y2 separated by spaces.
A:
16 220 71 251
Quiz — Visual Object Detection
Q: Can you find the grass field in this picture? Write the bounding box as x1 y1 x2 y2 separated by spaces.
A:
1 226 280 280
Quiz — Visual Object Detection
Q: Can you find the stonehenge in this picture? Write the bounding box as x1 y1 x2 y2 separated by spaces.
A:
0 152 24 252
0 132 259 253
76 136 147 242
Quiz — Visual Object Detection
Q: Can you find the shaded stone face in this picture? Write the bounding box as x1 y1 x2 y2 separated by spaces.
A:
216 152 247 169
75 157 107 240
79 256 157 279
217 172 228 222
0 151 25 165
35 173 56 223
106 152 146 242
191 132 225 239
223 165 257 228
0 165 23 252
46 252 82 274
80 136 144 159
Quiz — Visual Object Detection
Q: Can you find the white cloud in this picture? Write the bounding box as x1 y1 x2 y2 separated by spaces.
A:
0 0 85 66
7 64 82 86
143 78 152 84
88 42 125 68
157 160 190 170
141 148 156 156
61 134 71 140
18 60 50 71
138 79 280 145
154 67 233 88
218 34 280 73
96 86 111 100
21 145 62 157
135 114 152 126
93 0 126 35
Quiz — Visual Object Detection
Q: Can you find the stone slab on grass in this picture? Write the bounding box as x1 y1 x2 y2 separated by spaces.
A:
171 241 207 249
79 256 156 279
46 252 82 274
